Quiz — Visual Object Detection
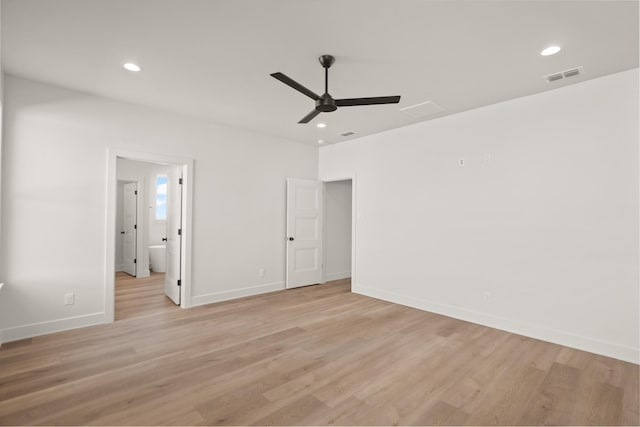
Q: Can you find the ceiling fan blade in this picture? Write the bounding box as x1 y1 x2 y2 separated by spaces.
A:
270 72 320 101
298 109 321 124
335 95 401 107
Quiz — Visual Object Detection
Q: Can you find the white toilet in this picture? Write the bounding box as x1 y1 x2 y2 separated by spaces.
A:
149 244 166 273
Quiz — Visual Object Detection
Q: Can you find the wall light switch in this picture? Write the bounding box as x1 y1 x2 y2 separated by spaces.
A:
459 158 465 167
64 292 74 305
259 268 265 277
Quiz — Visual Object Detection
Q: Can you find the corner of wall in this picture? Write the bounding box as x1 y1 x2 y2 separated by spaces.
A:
326 271 351 282
0 283 4 347
0 0 5 346
355 284 639 365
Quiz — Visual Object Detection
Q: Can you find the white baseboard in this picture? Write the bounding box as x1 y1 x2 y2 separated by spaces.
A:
115 264 124 272
2 312 106 343
355 284 639 365
191 281 285 307
325 271 351 282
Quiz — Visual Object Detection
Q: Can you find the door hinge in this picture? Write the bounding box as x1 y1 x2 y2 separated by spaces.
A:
179 178 183 185
177 279 181 287
134 190 138 195
134 224 137 230
178 228 182 236
134 258 137 264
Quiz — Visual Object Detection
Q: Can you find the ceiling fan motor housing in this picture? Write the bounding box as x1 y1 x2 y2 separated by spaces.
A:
316 94 338 112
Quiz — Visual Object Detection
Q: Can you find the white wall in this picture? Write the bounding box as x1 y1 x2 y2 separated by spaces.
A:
0 75 318 341
325 180 352 281
0 1 4 346
320 69 639 363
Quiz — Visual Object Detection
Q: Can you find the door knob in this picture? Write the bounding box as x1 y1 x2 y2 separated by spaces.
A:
162 237 167 242
288 237 294 241
120 231 125 235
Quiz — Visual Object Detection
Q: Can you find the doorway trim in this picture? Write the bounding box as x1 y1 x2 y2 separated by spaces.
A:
105 148 194 322
321 174 357 290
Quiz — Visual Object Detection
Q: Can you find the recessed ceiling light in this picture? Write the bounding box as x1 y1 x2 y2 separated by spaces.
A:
316 123 326 128
123 62 141 72
318 139 325 144
540 46 561 56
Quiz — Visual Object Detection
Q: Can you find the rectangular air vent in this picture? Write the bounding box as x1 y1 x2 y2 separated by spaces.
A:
546 73 564 82
399 101 445 119
339 131 356 137
545 66 584 83
563 68 581 78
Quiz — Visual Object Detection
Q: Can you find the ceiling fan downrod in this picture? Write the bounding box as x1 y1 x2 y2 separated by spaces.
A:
317 55 337 112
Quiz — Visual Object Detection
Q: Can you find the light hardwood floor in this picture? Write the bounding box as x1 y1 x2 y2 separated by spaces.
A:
0 275 637 425
114 272 176 321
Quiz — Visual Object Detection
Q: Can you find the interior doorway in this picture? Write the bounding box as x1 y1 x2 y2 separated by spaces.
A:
113 158 182 320
285 177 355 290
324 179 353 289
105 149 194 323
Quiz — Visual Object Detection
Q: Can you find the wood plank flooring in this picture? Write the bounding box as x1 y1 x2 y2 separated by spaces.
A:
0 276 637 425
114 272 176 321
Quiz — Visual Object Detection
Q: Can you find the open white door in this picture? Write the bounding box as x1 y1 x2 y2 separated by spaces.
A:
122 183 138 277
286 178 323 289
165 167 183 305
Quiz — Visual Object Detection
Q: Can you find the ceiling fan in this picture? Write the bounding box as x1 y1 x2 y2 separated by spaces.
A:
270 55 401 124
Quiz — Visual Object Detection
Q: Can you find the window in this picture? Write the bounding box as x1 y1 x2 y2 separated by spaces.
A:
155 174 168 221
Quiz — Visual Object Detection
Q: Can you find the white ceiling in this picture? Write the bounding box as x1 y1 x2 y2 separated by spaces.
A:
2 0 638 145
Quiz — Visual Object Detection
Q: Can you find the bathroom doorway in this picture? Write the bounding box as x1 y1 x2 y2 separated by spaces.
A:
114 159 176 319
106 149 193 322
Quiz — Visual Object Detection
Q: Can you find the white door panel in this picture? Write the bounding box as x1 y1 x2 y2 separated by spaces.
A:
122 183 137 277
165 167 182 305
286 178 323 288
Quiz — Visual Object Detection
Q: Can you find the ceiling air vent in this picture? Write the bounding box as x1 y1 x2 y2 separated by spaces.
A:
563 68 582 78
400 101 445 119
340 131 356 137
545 66 584 83
546 73 564 82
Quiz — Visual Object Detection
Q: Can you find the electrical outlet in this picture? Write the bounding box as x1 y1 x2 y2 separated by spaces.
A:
459 158 465 167
64 292 75 305
483 291 491 303
259 268 265 277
